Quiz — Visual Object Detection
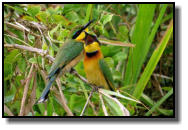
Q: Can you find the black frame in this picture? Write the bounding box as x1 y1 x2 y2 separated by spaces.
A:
2 2 178 121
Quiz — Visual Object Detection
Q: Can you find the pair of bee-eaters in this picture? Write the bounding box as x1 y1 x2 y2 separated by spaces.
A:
37 20 115 103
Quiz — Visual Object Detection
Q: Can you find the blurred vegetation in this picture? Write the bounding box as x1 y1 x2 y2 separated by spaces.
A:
4 4 174 116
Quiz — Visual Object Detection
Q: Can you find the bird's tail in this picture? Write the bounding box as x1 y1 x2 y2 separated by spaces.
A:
36 75 56 104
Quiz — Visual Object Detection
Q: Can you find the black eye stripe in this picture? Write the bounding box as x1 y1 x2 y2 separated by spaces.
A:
72 30 82 39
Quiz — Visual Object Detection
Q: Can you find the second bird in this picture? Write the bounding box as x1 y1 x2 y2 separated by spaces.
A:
83 32 115 91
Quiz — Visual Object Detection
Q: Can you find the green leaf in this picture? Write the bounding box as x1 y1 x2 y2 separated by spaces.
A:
49 46 54 57
27 5 41 18
85 4 93 23
28 57 37 64
63 4 81 14
50 24 61 37
4 49 20 64
65 11 79 23
4 95 14 103
47 97 54 116
42 42 48 50
100 89 140 103
22 15 37 22
141 93 173 116
102 93 129 116
113 51 127 62
4 62 12 80
18 58 26 73
36 11 49 24
52 14 69 26
101 13 113 25
117 25 129 41
104 57 114 68
4 4 25 14
57 29 70 41
69 94 85 114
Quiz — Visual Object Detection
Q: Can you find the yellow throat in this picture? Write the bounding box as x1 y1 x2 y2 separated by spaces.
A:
84 41 100 53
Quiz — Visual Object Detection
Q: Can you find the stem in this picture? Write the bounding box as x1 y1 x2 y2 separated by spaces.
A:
4 43 54 62
80 87 95 116
19 64 34 116
56 78 73 116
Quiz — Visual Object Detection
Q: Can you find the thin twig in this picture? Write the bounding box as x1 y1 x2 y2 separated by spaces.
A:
56 78 73 116
99 93 108 116
153 73 173 81
4 43 54 62
48 31 64 44
24 71 37 115
80 87 95 116
71 69 89 83
19 63 34 116
4 104 14 116
99 38 135 47
5 22 40 37
153 75 164 96
4 34 31 47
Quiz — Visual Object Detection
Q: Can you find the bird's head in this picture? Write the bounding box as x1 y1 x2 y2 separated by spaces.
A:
83 31 101 53
72 20 94 42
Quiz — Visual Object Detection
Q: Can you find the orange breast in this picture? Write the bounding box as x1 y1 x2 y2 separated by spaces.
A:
83 50 109 89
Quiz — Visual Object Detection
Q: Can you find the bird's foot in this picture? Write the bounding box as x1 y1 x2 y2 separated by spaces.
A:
91 85 103 92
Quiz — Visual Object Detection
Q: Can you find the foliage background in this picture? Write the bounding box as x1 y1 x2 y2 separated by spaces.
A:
3 4 173 116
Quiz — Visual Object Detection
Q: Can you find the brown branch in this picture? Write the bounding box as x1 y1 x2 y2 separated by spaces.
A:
71 69 89 84
4 44 54 62
5 22 40 37
99 38 135 47
80 88 95 116
153 75 164 97
4 104 14 116
24 71 37 116
56 78 73 116
19 64 34 116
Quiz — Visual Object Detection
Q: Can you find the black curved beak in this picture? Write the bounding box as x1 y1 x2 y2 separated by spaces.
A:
82 19 95 30
72 20 94 39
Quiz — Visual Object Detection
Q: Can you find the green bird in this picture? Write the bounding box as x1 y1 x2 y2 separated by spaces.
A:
36 20 94 103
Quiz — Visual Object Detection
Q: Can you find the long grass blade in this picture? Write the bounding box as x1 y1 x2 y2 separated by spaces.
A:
124 4 157 85
132 20 173 100
85 4 93 23
145 88 173 116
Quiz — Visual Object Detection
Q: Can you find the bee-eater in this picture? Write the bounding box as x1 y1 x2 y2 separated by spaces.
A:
37 20 94 103
83 32 115 91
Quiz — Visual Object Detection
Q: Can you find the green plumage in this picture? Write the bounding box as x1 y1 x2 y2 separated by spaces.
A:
48 40 84 78
99 59 115 91
37 40 84 103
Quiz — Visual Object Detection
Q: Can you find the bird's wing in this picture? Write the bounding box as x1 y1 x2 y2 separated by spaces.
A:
99 59 115 91
48 40 84 78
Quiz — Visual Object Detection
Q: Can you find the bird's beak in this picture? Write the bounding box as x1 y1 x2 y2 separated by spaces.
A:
82 19 95 30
